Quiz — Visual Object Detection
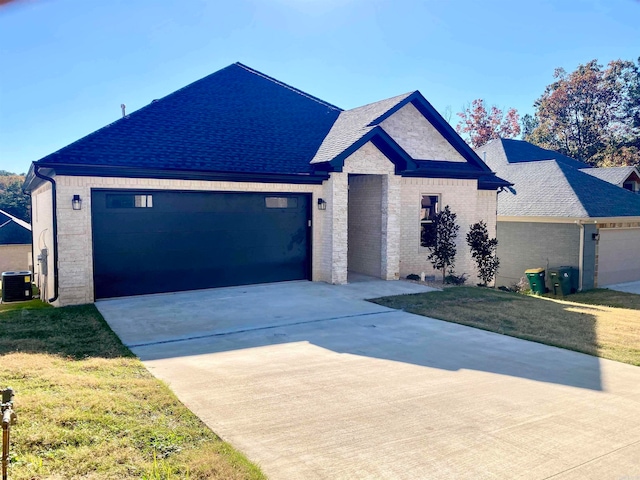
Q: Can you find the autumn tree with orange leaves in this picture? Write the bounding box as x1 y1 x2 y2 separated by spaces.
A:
455 99 521 148
526 58 640 167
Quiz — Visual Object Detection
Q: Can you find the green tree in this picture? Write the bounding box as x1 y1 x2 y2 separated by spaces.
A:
0 173 30 221
466 221 499 287
528 58 640 167
427 205 459 284
520 113 538 139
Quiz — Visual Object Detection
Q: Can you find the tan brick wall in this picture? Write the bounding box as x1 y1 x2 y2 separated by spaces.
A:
342 141 397 175
0 244 32 274
321 172 348 284
46 176 327 305
30 182 55 302
398 178 497 284
348 175 383 277
381 174 401 280
380 103 466 162
325 141 401 283
32 140 497 305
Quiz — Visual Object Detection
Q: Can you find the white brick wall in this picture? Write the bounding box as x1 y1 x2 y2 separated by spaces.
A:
31 182 55 302
44 176 326 305
342 141 397 175
348 175 383 277
326 141 401 284
381 174 401 280
321 172 348 284
31 139 497 305
398 178 497 284
380 103 466 162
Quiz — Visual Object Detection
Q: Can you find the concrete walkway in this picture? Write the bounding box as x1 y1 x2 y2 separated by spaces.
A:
97 280 640 480
605 279 640 295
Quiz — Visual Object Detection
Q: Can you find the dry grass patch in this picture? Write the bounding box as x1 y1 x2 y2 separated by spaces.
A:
372 287 640 366
1 302 265 480
569 288 640 311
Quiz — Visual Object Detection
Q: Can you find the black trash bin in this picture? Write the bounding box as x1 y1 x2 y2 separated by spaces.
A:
525 268 546 295
548 266 575 296
1 271 33 302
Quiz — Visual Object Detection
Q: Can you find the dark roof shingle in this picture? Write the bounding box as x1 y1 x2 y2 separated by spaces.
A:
580 166 640 185
480 138 589 170
0 210 31 245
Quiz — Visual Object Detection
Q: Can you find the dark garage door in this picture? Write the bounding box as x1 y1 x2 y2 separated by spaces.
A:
91 190 311 299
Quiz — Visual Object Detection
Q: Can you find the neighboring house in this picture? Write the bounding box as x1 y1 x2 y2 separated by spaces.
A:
478 138 640 289
580 166 640 194
0 209 32 274
23 62 508 306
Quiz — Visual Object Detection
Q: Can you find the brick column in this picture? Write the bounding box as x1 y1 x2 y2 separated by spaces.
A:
321 172 348 284
381 174 401 280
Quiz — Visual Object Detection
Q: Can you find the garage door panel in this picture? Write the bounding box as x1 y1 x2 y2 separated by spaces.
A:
92 190 310 299
597 228 640 286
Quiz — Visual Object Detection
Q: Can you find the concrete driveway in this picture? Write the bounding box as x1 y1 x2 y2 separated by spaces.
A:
97 280 640 480
606 280 640 295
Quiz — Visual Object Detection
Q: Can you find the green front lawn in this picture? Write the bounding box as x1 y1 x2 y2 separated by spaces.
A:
0 299 266 480
372 287 640 366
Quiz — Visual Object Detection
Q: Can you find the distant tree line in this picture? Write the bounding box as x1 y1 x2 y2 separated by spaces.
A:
455 57 640 167
0 170 30 221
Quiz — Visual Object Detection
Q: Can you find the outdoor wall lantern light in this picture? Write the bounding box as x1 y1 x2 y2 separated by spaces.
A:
72 195 82 211
317 198 327 210
592 233 600 241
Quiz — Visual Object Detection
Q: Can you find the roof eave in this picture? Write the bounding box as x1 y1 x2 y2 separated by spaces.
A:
498 215 640 224
26 163 330 186
317 127 417 174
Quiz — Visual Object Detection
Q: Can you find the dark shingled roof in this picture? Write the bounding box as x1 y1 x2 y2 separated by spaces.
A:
479 140 640 218
580 166 640 185
0 209 32 245
479 138 589 170
36 63 342 175
29 63 508 189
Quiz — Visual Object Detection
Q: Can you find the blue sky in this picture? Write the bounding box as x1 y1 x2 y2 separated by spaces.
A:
1 0 639 174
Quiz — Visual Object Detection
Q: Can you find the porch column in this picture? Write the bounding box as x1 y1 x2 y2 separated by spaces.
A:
381 174 401 280
325 172 348 284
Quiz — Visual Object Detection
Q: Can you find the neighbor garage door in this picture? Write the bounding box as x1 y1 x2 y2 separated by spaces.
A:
91 190 311 299
597 228 640 286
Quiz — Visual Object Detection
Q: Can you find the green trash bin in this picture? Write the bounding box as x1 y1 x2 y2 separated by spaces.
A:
548 266 575 296
525 268 546 295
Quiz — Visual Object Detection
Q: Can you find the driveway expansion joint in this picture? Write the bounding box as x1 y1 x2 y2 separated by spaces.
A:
541 437 640 479
127 309 395 348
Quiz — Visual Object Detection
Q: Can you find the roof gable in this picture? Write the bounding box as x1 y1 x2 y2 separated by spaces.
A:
380 102 466 162
310 91 503 184
309 92 413 166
